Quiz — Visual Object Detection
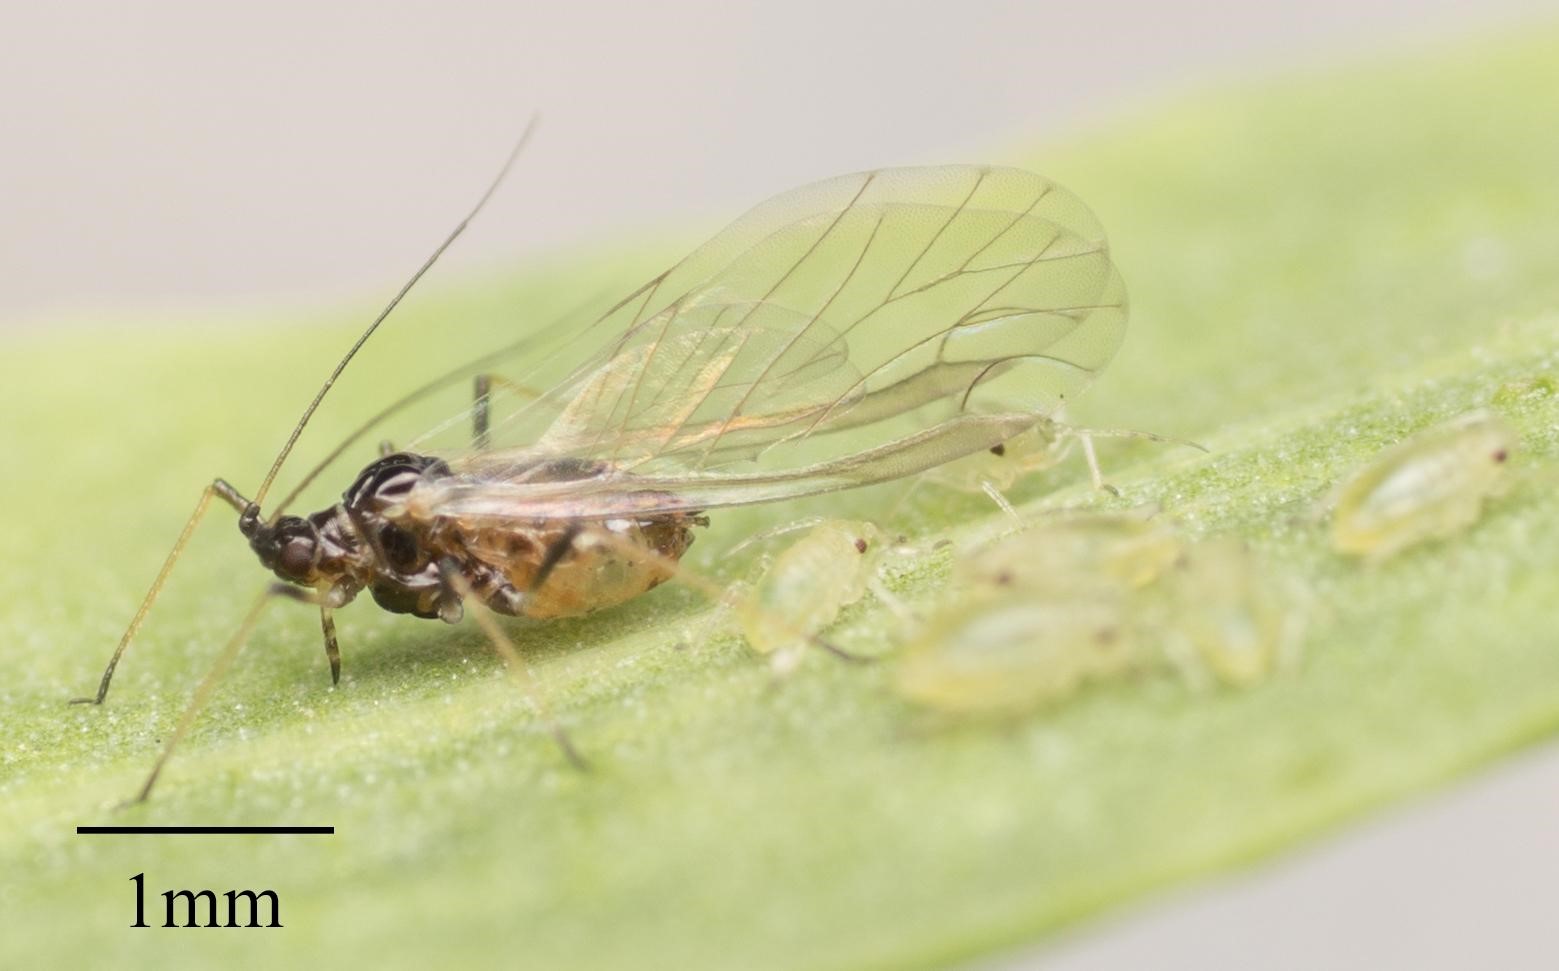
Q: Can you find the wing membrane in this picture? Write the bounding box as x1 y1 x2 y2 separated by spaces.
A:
412 165 1126 522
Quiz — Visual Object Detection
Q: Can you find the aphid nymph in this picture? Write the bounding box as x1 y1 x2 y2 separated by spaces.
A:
895 597 1132 715
1155 538 1306 689
715 519 899 672
1328 410 1516 561
956 507 1183 596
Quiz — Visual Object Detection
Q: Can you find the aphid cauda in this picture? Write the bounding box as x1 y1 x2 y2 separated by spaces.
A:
1328 410 1516 561
76 136 1131 801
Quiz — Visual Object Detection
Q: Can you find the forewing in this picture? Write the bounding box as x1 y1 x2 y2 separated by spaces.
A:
426 165 1126 521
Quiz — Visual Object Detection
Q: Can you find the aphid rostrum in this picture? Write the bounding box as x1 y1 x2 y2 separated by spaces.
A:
1328 410 1516 561
75 140 1131 801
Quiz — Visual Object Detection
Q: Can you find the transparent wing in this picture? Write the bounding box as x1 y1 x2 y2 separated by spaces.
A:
410 165 1126 522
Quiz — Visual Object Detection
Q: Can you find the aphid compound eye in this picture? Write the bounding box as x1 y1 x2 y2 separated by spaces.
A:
249 515 321 584
279 537 316 580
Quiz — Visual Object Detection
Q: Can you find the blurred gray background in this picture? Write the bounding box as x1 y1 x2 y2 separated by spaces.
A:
1 1 1549 326
5 2 1559 968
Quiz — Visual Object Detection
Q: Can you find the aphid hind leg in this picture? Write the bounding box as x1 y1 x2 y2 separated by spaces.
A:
436 557 587 771
126 582 298 804
472 374 544 450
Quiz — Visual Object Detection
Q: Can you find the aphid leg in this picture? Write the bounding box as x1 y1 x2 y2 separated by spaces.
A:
978 479 1023 521
810 638 873 664
723 516 828 559
1076 432 1121 497
473 374 492 450
679 578 747 651
320 607 342 685
72 479 247 706
127 583 294 804
260 585 350 684
883 477 924 524
472 373 544 450
865 567 916 630
437 557 587 771
531 523 584 594
1071 424 1207 495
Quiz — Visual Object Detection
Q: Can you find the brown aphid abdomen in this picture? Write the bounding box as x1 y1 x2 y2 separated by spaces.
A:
455 514 699 620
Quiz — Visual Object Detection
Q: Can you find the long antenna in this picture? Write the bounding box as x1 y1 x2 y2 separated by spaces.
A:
252 115 539 514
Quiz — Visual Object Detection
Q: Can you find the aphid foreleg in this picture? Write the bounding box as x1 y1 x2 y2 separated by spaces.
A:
435 558 587 771
72 479 250 706
320 607 341 685
1076 432 1118 497
262 584 347 685
1068 424 1207 496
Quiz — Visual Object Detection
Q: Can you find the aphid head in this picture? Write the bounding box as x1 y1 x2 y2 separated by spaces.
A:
245 514 323 585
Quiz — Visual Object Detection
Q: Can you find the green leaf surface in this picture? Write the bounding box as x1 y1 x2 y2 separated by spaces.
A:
4 28 1559 969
